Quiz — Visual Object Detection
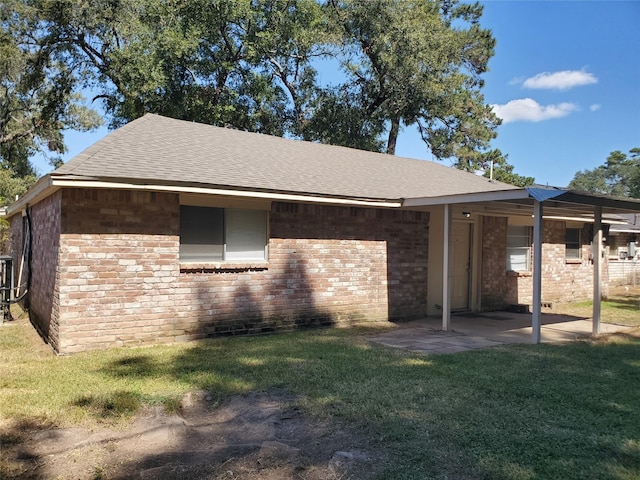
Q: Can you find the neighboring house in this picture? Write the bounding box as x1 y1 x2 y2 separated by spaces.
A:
607 214 640 286
4 114 640 354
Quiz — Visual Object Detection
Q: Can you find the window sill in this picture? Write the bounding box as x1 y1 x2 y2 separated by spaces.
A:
180 262 268 273
565 259 582 265
507 270 532 277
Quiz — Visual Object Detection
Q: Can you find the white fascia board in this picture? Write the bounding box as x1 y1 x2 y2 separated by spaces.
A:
5 175 56 217
49 178 403 208
403 188 529 207
543 215 628 224
609 228 640 234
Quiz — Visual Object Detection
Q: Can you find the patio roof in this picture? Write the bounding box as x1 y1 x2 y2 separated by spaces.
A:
406 186 640 346
404 185 640 218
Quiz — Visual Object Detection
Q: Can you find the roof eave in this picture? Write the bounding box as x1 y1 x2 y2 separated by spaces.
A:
5 175 56 217
39 175 404 209
403 188 531 207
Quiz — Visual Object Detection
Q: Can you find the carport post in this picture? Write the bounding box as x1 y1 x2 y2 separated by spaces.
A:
592 206 602 335
532 200 543 344
442 204 452 331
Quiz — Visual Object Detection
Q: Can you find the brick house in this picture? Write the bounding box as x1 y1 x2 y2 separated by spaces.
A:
607 214 640 285
5 114 640 353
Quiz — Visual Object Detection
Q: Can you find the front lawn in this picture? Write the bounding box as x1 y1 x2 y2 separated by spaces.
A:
1 316 639 479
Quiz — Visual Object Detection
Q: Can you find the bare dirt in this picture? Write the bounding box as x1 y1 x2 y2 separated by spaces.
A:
609 284 640 297
3 390 386 479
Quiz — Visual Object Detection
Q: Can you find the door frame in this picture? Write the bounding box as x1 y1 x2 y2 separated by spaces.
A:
426 206 482 316
451 220 473 311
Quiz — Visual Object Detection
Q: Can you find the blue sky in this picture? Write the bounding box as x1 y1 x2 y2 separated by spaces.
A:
395 0 640 187
42 0 640 188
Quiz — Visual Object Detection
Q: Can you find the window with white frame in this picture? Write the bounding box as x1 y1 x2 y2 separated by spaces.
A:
506 225 532 271
179 206 267 262
565 227 581 260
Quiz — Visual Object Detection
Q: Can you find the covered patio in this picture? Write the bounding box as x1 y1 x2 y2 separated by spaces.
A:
369 311 635 354
405 186 640 344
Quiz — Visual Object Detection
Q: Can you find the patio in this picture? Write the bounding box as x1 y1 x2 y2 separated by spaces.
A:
369 311 634 354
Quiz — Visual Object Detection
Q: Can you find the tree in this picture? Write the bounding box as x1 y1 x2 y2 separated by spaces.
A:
482 151 534 187
5 0 531 191
569 148 640 198
316 0 506 174
27 0 330 135
0 0 101 202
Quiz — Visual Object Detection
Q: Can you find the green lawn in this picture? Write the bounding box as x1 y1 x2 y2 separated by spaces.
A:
556 287 640 327
1 316 639 479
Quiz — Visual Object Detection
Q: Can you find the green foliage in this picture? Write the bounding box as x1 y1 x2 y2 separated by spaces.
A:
483 152 535 187
569 148 640 198
3 0 531 190
0 168 37 205
14 4 502 153
320 0 503 173
0 0 102 203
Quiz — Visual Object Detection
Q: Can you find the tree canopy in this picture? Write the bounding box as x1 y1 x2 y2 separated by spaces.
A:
569 148 640 199
1 0 533 203
0 0 102 203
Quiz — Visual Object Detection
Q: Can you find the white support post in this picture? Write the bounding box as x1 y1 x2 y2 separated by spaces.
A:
532 200 543 344
593 206 602 335
442 204 452 331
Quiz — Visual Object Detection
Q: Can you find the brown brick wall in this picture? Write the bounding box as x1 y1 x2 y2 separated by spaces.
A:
481 216 508 310
9 192 62 350
269 203 429 322
57 189 180 352
52 189 429 353
12 192 60 350
481 217 606 309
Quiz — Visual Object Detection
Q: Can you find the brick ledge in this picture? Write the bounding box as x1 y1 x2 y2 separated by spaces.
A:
180 262 268 273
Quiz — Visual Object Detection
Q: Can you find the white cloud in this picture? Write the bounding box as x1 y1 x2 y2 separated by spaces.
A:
590 104 601 112
521 70 598 90
492 98 578 123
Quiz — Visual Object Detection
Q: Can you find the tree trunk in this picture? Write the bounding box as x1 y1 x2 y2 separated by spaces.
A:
386 117 400 155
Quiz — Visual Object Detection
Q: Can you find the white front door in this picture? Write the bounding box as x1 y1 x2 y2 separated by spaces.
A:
451 221 472 311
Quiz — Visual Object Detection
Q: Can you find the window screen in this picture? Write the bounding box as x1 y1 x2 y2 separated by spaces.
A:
179 206 223 262
565 228 581 260
179 206 267 262
225 208 267 261
507 225 532 271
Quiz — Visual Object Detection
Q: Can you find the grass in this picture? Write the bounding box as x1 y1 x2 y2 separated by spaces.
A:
1 315 640 479
556 286 640 327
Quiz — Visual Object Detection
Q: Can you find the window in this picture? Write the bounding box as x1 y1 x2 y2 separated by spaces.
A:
179 206 267 262
506 225 532 271
565 228 581 260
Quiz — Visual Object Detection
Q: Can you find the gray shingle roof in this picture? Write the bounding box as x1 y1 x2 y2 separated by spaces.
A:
54 113 518 201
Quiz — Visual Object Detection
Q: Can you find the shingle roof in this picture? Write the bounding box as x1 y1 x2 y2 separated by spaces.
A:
54 113 518 201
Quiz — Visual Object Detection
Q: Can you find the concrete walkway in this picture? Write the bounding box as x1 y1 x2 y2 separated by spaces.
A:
369 311 634 354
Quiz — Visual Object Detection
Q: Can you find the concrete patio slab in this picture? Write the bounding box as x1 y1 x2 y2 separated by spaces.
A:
368 312 635 354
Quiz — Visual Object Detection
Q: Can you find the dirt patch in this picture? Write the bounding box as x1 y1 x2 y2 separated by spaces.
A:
3 390 386 479
609 284 640 298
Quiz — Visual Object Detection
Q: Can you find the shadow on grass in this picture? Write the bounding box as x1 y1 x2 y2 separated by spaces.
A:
106 355 159 378
605 297 640 311
72 391 141 418
5 330 639 479
85 330 640 479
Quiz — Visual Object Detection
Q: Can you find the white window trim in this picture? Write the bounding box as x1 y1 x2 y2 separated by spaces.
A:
565 227 582 260
507 225 533 272
179 205 268 264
